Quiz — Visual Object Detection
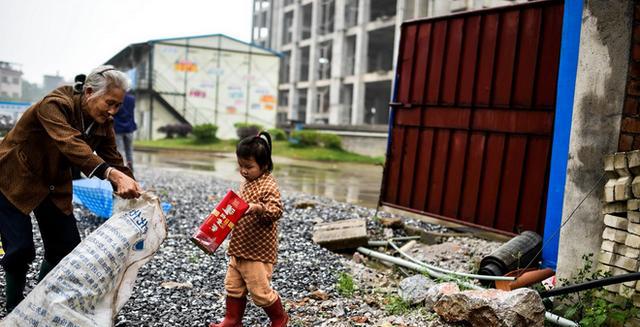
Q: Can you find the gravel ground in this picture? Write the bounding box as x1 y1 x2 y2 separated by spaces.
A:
0 167 502 326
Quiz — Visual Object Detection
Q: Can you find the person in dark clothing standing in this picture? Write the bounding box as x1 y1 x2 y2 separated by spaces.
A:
114 90 137 171
0 65 142 312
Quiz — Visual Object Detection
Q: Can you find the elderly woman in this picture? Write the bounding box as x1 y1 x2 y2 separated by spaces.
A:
0 65 142 312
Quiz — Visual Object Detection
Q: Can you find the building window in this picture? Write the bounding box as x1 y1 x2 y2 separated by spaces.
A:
254 0 270 11
0 91 7 97
316 87 330 114
367 26 395 73
284 0 294 5
364 81 391 125
260 11 268 36
344 35 356 76
318 0 335 35
296 89 307 122
278 90 289 107
12 77 19 84
340 84 353 124
317 41 332 80
301 4 313 40
277 111 289 126
280 51 291 84
1 76 7 83
282 11 294 45
253 9 269 41
370 0 396 21
299 46 310 81
12 92 18 99
345 0 359 28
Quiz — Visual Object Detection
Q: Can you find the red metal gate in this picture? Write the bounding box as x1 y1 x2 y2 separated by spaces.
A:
380 0 563 235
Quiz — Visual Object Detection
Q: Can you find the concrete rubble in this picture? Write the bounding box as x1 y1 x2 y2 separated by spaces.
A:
433 288 545 327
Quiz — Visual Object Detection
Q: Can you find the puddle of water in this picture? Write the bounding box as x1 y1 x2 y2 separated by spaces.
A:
134 150 383 208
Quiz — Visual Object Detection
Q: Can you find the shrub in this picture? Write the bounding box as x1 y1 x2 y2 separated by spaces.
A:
234 122 263 140
157 123 192 138
192 123 219 143
290 130 320 147
290 130 342 149
318 133 342 149
268 128 287 141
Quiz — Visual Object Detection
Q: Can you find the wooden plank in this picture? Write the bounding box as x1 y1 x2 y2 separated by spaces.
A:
427 129 451 214
458 15 481 106
398 128 420 207
441 18 464 105
492 10 520 106
397 25 417 103
512 7 542 107
412 129 435 211
495 135 527 232
474 13 499 106
442 130 468 217
312 219 368 250
426 21 448 104
459 132 486 222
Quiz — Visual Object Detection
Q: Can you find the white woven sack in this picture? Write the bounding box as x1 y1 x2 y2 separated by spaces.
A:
1 193 167 326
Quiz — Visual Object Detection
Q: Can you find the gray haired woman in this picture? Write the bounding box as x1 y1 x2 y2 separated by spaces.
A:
0 65 142 312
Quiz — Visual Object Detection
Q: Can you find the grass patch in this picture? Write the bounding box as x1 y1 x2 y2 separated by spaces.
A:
336 272 356 297
553 254 639 326
135 138 384 165
384 295 410 315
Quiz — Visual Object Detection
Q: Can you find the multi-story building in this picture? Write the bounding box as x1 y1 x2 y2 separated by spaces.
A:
252 0 529 128
43 74 65 93
0 62 23 101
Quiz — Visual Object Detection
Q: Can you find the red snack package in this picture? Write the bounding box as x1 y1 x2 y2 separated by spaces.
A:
190 190 249 254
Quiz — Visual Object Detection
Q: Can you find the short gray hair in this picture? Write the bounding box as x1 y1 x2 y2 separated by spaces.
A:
83 65 129 100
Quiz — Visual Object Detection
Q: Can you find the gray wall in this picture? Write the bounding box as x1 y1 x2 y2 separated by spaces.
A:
339 133 388 157
556 1 632 281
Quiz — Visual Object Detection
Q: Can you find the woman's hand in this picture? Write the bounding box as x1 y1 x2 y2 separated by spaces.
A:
108 169 142 199
245 203 265 215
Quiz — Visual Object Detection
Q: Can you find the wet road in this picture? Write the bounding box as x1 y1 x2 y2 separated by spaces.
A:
134 149 384 208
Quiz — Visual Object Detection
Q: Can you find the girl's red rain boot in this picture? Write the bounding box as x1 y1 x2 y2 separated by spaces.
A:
263 296 289 327
209 296 247 327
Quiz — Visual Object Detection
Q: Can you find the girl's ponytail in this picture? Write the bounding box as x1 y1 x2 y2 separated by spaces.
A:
258 131 272 154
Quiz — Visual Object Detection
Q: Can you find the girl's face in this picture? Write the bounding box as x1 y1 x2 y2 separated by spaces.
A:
238 156 265 182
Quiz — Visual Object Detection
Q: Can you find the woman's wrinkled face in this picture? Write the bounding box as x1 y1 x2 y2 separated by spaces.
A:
238 156 265 182
84 87 125 124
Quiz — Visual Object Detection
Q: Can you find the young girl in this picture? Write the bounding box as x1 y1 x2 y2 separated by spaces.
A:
210 131 288 327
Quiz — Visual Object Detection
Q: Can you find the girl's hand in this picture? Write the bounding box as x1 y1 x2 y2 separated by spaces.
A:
246 203 264 215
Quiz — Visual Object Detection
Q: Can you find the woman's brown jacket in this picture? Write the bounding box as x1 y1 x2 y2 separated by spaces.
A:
0 86 132 215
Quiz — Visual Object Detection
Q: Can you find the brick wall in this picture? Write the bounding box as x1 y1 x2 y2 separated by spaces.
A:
619 3 640 151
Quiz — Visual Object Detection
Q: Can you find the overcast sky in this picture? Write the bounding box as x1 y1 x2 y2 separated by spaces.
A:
0 0 253 83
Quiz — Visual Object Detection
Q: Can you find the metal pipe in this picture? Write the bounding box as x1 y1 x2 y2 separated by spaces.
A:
539 271 640 299
366 239 516 281
367 236 421 247
356 247 578 327
357 247 478 288
388 240 516 282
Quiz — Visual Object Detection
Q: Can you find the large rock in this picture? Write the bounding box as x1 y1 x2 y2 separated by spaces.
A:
432 288 545 327
424 282 460 311
398 275 438 305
